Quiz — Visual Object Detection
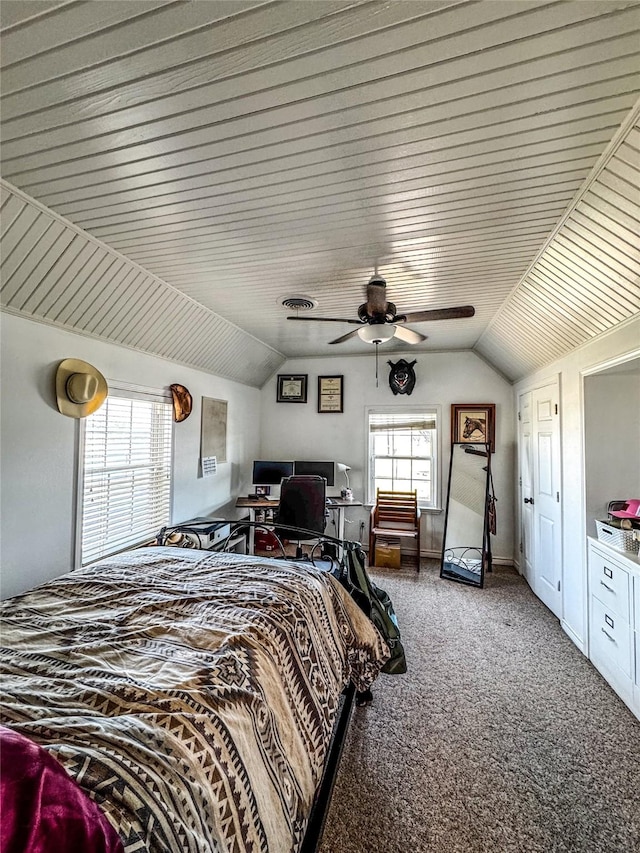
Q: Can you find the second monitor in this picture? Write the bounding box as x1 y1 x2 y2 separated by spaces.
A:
293 460 335 486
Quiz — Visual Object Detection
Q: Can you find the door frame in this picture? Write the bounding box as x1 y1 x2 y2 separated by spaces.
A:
516 374 563 616
580 347 640 654
517 389 534 585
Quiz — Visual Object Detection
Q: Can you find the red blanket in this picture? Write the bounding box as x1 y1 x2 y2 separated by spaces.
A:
0 726 124 853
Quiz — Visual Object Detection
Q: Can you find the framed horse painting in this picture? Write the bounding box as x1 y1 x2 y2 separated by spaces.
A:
451 403 496 453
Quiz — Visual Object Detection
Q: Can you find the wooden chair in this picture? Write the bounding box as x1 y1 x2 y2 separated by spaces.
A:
369 489 421 572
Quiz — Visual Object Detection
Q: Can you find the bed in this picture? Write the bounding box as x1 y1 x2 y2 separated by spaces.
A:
0 545 389 853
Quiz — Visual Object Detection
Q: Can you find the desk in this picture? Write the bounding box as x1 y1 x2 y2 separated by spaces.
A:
235 496 362 555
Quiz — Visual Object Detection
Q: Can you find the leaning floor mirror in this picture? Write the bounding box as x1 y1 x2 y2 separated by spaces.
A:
440 442 492 588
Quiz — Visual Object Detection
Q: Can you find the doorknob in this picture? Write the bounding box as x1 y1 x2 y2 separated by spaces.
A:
524 497 534 504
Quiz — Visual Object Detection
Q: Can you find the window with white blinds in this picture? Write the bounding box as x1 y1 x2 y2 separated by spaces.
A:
79 391 173 566
367 409 439 508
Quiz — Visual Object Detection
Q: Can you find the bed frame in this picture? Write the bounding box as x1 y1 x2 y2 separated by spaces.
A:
301 682 356 853
156 519 368 853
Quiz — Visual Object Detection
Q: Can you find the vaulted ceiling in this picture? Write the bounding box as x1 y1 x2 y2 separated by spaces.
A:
1 0 639 387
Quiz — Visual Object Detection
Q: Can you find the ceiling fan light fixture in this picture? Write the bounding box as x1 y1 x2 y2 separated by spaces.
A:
357 324 396 344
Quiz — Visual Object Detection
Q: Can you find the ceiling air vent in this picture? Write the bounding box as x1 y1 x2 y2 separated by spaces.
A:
281 295 318 311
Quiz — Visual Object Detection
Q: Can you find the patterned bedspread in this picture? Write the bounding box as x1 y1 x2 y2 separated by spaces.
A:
0 547 389 853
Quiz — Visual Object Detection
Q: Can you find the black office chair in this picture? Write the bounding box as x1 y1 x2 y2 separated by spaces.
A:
276 475 327 560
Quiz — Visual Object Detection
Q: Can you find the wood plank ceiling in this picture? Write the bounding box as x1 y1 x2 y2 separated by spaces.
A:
1 0 639 386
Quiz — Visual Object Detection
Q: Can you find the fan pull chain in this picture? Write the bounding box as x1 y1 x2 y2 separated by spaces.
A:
375 342 379 386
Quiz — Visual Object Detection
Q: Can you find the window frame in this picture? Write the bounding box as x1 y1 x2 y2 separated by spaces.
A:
365 405 442 510
75 381 175 569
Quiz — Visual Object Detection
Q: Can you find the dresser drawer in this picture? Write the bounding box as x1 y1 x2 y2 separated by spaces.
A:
589 546 630 620
590 596 632 678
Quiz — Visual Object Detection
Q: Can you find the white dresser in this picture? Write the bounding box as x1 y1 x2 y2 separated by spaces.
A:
587 537 640 719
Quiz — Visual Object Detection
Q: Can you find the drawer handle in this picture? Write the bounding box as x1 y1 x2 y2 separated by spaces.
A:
600 580 614 592
601 628 615 643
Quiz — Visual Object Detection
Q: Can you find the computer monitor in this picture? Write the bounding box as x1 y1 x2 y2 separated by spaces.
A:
293 460 335 486
252 460 294 486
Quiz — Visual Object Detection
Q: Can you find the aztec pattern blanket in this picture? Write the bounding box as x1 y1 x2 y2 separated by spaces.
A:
0 547 389 853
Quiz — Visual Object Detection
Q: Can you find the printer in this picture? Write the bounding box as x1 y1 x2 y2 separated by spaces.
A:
159 517 231 549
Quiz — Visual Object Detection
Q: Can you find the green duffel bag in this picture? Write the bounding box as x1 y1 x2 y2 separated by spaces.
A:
341 544 407 675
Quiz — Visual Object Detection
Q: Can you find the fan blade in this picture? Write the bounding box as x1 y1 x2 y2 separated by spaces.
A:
400 305 475 323
393 325 426 344
328 328 362 345
287 315 361 324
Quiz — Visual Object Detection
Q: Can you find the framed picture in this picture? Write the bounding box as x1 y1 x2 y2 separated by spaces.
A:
318 375 344 413
276 374 307 403
451 403 496 452
255 485 270 496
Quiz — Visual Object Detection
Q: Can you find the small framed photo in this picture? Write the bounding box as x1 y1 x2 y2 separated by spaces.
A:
255 485 270 496
318 375 344 413
451 403 496 452
276 374 308 403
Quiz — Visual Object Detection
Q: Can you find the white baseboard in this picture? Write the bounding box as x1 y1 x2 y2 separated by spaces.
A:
418 550 514 567
368 545 516 569
490 556 516 567
561 620 586 655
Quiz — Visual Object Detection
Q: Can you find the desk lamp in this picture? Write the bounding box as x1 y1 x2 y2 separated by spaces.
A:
336 462 352 500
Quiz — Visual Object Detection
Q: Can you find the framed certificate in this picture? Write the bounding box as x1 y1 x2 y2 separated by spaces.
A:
318 375 343 413
276 374 307 403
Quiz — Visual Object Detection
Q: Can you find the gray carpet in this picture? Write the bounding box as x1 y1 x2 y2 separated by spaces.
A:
320 562 640 853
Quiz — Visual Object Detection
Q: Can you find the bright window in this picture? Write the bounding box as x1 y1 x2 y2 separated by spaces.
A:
367 409 439 508
79 390 173 566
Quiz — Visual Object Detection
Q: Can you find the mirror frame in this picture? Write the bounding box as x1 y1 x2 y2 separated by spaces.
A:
440 442 492 588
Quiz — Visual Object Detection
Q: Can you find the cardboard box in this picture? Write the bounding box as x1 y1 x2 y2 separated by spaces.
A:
375 542 401 569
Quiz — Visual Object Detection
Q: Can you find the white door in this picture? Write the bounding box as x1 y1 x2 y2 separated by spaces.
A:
518 392 534 584
519 382 563 618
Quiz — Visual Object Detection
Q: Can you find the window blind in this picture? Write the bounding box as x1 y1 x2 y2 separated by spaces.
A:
369 413 437 431
80 395 172 566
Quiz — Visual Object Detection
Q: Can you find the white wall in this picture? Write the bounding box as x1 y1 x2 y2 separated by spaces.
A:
0 313 261 598
584 366 640 535
514 316 640 652
259 349 515 560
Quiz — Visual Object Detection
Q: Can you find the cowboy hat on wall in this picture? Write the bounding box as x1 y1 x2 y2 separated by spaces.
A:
56 358 108 418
